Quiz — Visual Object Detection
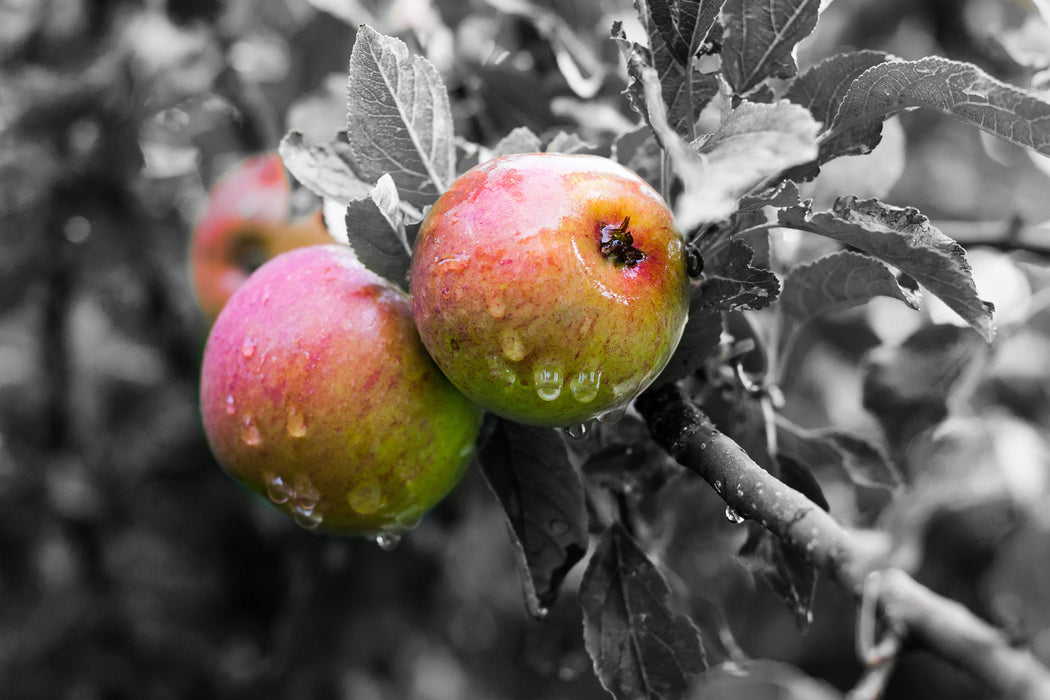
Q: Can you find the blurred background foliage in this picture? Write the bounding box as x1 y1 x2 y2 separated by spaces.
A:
2 0 1050 698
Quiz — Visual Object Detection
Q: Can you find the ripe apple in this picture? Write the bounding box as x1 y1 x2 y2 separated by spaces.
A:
190 152 332 322
409 153 690 428
200 244 483 536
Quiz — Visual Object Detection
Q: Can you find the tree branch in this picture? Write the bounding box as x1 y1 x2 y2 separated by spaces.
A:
935 219 1050 258
635 383 1050 700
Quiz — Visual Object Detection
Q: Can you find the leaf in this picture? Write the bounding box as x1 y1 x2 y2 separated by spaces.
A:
489 126 543 159
779 197 996 342
862 324 990 450
776 418 903 491
479 419 588 619
739 529 817 631
700 240 780 311
346 25 455 207
721 0 822 95
613 7 720 140
545 130 594 154
675 99 820 228
655 301 724 385
344 174 414 288
581 524 706 700
738 180 801 212
278 131 373 202
783 50 892 169
780 250 921 325
778 455 830 512
829 56 1050 157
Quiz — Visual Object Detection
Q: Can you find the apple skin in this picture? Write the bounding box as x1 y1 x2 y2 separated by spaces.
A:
191 152 332 322
200 244 483 536
409 153 690 428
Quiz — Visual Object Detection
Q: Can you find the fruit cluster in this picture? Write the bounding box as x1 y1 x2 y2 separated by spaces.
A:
195 152 689 538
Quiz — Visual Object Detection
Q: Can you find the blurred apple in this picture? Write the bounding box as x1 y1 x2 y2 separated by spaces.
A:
190 152 332 322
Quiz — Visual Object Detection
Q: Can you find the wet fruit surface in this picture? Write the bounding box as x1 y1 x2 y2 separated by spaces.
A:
410 153 690 427
200 245 482 535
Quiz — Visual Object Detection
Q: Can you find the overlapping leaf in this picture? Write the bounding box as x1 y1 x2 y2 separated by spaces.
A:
700 239 780 311
722 0 822 95
346 25 456 207
779 197 995 342
776 418 902 491
780 250 921 325
278 131 372 202
581 524 706 700
343 174 416 288
828 56 1050 157
783 50 892 169
479 419 588 619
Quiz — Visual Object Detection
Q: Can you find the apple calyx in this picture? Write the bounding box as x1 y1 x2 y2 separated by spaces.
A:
599 216 646 267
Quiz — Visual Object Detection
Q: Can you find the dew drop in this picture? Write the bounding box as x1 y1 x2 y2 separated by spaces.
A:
286 405 307 438
240 414 262 447
375 533 402 551
347 483 385 514
534 366 563 401
293 505 323 530
225 394 236 415
499 328 527 362
564 423 589 440
534 606 550 620
569 369 601 403
724 506 745 524
266 474 293 504
241 336 257 358
487 356 516 386
549 519 570 534
293 476 320 510
596 404 629 424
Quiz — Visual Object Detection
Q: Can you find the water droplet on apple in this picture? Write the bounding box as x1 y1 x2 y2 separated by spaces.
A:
266 474 293 503
549 519 570 534
286 405 307 438
225 394 236 415
261 284 272 305
292 475 320 510
347 483 385 514
724 506 745 524
375 533 402 551
597 404 628 424
499 328 527 362
569 369 601 403
241 336 257 358
293 504 323 530
487 356 516 386
564 423 589 440
534 366 563 401
240 414 262 447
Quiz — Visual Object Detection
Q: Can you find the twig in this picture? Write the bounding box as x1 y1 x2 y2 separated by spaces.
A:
635 383 1050 700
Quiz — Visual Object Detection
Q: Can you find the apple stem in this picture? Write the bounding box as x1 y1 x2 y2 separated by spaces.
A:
599 216 646 267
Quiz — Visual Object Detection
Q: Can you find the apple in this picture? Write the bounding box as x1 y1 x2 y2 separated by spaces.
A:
200 244 483 536
190 152 332 322
409 153 690 428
